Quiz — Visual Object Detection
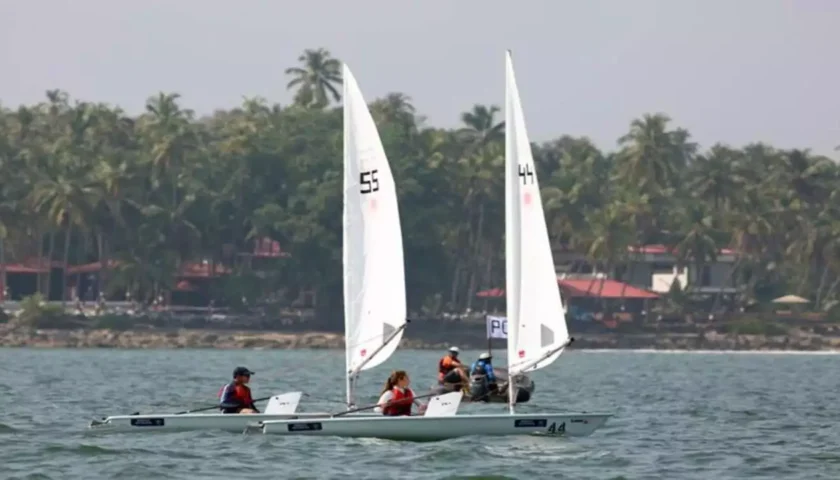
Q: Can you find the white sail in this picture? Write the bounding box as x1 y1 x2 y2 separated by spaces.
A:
504 51 569 382
342 63 407 407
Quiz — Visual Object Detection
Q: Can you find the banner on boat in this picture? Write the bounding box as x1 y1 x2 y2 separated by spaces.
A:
486 315 508 339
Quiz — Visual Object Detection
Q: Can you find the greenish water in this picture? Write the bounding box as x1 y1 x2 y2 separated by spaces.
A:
1 349 838 479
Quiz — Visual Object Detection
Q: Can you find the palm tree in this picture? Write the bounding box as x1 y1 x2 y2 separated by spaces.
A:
285 48 343 109
670 201 723 296
458 105 504 147
370 93 416 125
616 113 692 195
29 157 100 307
456 141 504 310
582 202 635 306
686 144 745 211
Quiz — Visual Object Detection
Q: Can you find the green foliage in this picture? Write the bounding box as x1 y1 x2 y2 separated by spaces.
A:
721 317 790 336
1 48 840 330
16 293 75 328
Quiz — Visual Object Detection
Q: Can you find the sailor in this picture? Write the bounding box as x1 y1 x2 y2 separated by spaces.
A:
470 352 498 392
437 346 465 385
375 370 424 416
219 366 259 414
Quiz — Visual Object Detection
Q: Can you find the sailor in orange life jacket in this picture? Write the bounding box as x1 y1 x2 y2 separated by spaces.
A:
375 370 426 416
437 346 466 386
219 366 259 414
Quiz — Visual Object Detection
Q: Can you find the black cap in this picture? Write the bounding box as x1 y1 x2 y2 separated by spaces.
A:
233 366 254 377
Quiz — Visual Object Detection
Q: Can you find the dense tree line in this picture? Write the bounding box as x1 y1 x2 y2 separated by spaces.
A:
1 48 839 323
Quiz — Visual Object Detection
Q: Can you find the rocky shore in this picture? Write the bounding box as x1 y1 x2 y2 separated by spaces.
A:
1 325 839 351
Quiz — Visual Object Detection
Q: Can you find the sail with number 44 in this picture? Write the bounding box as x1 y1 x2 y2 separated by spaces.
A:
342 63 407 408
504 51 570 393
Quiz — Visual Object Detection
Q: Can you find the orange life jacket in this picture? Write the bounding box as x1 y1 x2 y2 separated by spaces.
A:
438 355 458 382
383 387 414 416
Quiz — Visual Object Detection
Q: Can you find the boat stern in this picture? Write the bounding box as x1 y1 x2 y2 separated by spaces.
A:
88 416 116 430
544 412 612 437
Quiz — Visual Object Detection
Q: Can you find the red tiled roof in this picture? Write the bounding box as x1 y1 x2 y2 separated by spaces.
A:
628 244 735 255
475 278 659 300
174 280 198 291
476 287 504 298
65 260 231 278
0 257 61 273
66 260 120 275
0 263 48 274
558 278 659 299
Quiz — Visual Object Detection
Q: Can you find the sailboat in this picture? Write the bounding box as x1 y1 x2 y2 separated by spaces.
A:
259 52 611 440
87 63 408 433
340 62 408 410
502 48 572 410
87 390 314 432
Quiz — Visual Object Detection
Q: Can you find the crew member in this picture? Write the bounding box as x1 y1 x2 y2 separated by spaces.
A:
219 366 259 414
470 352 498 392
437 346 465 385
375 370 424 416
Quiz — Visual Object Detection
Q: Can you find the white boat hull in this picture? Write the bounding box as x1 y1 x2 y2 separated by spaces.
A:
259 412 610 441
88 412 379 433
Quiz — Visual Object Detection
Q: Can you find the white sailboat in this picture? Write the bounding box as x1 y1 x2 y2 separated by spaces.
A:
259 52 611 440
502 48 572 411
341 62 408 410
87 62 408 433
87 391 322 432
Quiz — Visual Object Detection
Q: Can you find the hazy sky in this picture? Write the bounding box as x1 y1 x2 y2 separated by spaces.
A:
2 0 838 158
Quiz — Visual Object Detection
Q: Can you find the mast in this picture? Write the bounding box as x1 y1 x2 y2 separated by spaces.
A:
342 62 353 409
504 49 517 415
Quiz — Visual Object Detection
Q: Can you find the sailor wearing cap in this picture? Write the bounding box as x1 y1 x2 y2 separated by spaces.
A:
218 366 259 414
437 346 465 385
470 352 497 384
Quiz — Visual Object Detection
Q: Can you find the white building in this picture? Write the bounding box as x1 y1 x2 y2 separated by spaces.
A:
552 244 741 296
621 245 739 295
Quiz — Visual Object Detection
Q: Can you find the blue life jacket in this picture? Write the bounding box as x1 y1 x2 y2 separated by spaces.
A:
470 359 496 382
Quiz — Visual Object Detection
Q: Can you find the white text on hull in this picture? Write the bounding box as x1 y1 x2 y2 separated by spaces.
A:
259 413 611 441
88 412 383 433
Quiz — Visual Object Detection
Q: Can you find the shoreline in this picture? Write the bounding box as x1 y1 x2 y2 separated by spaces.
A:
2 326 840 351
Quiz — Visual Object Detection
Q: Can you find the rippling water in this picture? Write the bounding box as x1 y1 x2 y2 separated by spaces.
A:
1 348 839 479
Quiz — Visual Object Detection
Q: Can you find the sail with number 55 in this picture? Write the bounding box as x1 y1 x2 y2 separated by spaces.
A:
342 63 408 408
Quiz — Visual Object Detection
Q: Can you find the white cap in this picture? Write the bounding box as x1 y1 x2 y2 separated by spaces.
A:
479 352 491 360
448 346 460 353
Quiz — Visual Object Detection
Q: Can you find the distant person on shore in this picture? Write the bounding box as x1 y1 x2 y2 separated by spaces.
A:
375 370 425 416
219 366 259 414
470 353 498 394
437 346 466 387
